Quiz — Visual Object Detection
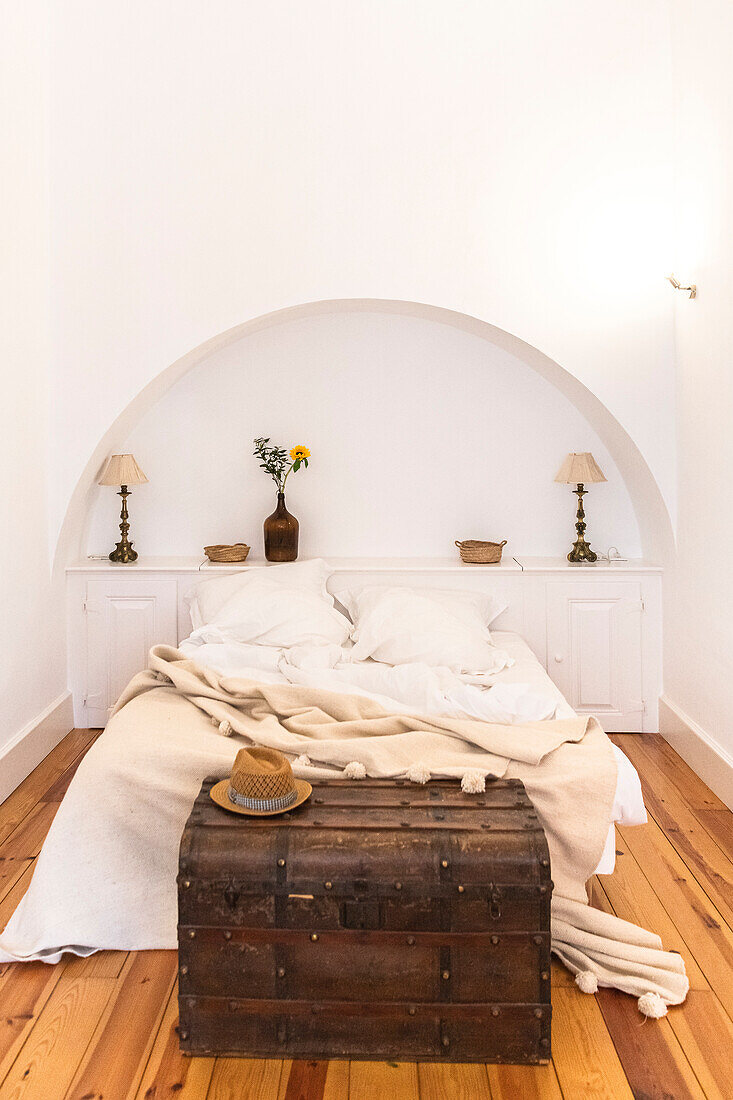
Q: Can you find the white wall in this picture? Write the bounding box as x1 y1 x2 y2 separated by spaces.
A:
49 0 676 550
2 2 687 788
86 311 641 561
0 3 69 760
662 1 733 790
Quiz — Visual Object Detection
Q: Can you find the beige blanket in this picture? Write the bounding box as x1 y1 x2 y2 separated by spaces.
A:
0 646 688 1014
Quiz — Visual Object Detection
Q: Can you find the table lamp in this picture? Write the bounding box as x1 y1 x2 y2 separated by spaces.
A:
555 452 606 563
98 454 148 563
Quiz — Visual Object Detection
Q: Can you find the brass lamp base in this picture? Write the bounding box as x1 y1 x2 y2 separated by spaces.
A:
567 483 597 564
108 485 138 564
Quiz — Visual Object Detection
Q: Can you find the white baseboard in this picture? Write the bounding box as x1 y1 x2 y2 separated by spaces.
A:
0 692 74 804
659 694 733 811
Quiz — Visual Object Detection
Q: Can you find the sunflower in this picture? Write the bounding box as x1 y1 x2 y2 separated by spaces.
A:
289 446 310 461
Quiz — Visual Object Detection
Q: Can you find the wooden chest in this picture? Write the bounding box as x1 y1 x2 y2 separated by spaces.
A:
178 776 552 1063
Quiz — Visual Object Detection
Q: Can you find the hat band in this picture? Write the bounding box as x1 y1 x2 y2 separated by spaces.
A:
228 785 298 812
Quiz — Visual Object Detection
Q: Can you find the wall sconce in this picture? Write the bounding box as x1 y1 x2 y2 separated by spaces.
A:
666 274 697 299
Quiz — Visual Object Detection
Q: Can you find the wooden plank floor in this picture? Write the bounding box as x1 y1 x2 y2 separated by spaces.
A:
0 731 731 1098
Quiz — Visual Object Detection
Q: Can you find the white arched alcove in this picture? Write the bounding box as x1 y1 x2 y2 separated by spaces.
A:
56 300 674 571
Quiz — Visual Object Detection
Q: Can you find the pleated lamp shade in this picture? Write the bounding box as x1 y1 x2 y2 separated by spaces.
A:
98 454 148 486
554 452 606 485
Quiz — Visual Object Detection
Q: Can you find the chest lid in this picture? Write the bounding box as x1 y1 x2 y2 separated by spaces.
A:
180 777 551 898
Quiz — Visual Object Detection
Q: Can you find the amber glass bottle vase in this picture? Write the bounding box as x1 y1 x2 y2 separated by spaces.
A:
264 492 299 562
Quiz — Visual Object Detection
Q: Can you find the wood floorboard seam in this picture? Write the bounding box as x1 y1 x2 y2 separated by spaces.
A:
620 738 733 933
130 976 180 1099
55 979 122 1100
615 818 733 1021
593 878 709 1100
644 800 733 938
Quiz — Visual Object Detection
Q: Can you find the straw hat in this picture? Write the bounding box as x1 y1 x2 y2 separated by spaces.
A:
210 747 312 816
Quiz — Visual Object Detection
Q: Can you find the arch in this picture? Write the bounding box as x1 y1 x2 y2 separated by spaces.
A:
54 298 674 573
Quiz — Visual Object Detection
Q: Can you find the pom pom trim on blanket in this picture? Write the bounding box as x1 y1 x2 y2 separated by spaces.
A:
638 992 668 1018
406 762 431 784
461 769 486 793
343 761 367 779
575 970 599 994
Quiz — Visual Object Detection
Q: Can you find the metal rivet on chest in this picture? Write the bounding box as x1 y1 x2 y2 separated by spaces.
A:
223 930 232 940
442 970 450 980
491 935 499 945
310 933 319 942
277 858 286 867
457 885 465 893
324 881 332 890
180 964 188 975
441 859 449 868
395 881 402 890
182 880 191 889
188 929 196 939
533 935 543 945
277 966 286 978
491 1007 500 1017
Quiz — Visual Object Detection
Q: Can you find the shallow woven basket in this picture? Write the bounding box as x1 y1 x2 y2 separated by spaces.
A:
455 539 507 564
204 543 251 563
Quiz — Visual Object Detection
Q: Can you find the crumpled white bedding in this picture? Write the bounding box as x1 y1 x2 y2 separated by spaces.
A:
177 629 646 873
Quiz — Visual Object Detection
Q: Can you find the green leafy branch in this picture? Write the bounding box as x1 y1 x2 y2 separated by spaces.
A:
253 437 310 493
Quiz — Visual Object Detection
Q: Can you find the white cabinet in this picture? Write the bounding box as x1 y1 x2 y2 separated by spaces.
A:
546 581 645 732
74 577 178 726
67 558 661 732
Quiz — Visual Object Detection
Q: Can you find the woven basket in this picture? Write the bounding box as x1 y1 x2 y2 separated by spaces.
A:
204 543 251 563
455 539 507 565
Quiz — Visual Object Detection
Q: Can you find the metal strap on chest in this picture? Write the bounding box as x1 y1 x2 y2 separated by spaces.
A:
274 830 289 1047
435 801 453 1010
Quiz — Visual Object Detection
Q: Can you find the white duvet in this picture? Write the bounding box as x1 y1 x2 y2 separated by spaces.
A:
178 629 646 873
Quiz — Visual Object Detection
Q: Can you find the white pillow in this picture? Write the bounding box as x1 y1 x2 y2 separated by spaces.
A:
188 558 332 628
187 559 351 648
341 585 508 673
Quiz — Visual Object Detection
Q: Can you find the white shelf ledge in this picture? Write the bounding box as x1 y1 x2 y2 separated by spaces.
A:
68 555 661 574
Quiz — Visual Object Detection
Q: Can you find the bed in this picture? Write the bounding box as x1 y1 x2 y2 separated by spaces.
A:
176 627 646 875
0 560 687 1013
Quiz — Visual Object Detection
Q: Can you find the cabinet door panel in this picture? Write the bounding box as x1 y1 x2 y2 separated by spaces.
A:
547 581 643 732
85 578 178 725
